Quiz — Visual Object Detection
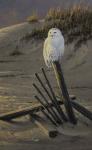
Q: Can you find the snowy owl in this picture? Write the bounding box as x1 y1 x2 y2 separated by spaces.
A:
43 28 64 67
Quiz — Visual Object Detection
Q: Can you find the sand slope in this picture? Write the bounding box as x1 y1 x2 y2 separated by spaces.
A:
0 22 92 149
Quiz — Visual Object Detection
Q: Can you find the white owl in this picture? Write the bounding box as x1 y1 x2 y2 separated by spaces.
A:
43 28 64 67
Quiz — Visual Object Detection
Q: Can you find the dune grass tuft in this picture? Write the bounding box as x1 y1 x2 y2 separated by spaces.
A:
27 12 39 23
24 5 92 47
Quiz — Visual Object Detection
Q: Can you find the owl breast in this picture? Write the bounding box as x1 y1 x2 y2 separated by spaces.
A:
43 35 64 67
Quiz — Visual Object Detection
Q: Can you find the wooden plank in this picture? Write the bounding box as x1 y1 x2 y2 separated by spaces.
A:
1 99 91 122
0 101 62 121
71 101 92 120
0 97 76 121
0 103 41 121
57 97 92 121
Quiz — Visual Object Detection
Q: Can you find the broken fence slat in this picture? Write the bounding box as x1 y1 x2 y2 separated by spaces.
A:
33 83 61 124
31 114 58 138
35 95 58 126
35 73 62 123
0 100 64 121
1 98 91 122
41 109 58 126
0 103 41 121
41 68 68 122
71 101 92 120
58 98 92 121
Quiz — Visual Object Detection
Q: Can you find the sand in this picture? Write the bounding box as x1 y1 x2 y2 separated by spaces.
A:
0 22 92 150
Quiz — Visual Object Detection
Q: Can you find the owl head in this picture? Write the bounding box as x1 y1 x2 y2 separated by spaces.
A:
48 28 62 38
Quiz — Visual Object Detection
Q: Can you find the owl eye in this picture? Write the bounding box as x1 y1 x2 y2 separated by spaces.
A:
54 32 56 33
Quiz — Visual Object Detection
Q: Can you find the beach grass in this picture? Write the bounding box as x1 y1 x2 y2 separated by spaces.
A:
24 5 92 47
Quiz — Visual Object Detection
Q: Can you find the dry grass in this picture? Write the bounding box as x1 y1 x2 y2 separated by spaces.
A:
24 5 92 48
27 12 39 23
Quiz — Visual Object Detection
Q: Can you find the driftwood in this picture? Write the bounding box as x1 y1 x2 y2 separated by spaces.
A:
0 97 75 122
0 98 91 124
57 97 92 121
71 101 92 120
0 100 65 121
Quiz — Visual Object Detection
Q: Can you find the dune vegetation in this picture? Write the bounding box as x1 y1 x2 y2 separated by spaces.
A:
27 11 39 23
25 5 92 48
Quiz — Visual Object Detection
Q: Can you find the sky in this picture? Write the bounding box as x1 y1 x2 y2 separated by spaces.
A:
0 0 92 28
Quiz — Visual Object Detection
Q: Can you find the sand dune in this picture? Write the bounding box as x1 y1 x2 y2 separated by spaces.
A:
0 22 92 149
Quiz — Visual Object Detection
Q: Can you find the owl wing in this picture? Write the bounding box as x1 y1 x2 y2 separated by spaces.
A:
43 38 51 67
43 36 64 67
58 36 65 61
43 38 58 67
